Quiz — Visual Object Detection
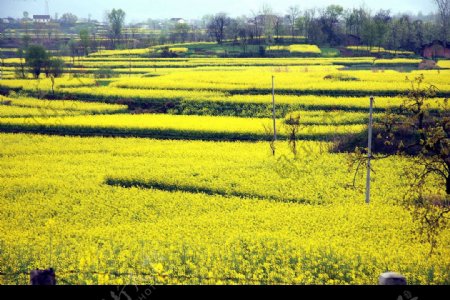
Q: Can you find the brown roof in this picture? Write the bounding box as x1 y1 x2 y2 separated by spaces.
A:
421 40 450 50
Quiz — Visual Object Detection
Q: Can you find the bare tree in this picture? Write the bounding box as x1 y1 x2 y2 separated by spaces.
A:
250 10 263 42
349 75 450 255
15 48 26 78
297 9 316 41
351 75 450 195
286 5 300 40
236 17 250 53
207 13 230 44
263 123 276 156
259 3 276 41
433 0 450 46
285 113 301 157
226 18 240 43
273 15 284 41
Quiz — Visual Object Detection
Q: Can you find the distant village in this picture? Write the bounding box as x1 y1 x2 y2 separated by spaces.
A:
0 11 204 54
0 5 449 59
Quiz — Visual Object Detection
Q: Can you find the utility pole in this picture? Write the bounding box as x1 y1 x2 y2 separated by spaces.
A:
366 96 374 204
272 75 277 142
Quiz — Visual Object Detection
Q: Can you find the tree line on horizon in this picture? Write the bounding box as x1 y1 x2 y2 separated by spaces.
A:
0 1 448 55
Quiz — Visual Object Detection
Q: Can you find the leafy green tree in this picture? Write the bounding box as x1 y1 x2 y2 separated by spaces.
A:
258 45 265 57
25 45 48 79
68 38 77 64
47 58 65 78
21 35 31 49
174 23 190 43
397 15 415 51
361 18 377 49
60 13 78 26
307 19 327 45
107 8 126 48
79 29 90 56
373 10 391 50
319 5 344 45
412 20 425 50
386 19 400 51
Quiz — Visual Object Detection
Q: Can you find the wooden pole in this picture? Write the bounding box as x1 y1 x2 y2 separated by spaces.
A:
366 96 374 204
272 76 277 142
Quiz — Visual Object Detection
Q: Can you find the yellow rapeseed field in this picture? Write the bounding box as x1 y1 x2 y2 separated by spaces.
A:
0 113 366 139
1 52 449 286
0 134 448 284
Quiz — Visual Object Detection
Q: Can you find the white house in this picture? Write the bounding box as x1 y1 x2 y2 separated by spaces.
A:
33 15 51 23
170 18 186 24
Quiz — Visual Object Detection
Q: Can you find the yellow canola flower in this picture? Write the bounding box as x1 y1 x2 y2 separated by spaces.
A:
0 133 449 285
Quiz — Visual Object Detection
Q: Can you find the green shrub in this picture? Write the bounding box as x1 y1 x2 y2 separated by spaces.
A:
93 67 117 79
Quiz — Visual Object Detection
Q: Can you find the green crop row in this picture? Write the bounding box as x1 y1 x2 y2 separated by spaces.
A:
0 114 365 141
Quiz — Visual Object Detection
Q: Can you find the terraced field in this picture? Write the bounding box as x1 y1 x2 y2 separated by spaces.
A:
1 52 449 285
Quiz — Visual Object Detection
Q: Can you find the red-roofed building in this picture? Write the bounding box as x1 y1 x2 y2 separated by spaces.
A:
421 40 450 59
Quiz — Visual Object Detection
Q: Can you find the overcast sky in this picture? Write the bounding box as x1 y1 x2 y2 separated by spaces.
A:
1 0 437 22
